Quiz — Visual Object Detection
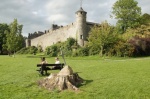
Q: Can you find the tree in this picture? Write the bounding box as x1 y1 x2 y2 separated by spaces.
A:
112 0 141 33
88 21 118 56
5 19 24 56
0 23 9 54
140 13 150 25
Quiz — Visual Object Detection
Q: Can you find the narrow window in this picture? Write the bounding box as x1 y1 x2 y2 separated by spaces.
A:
80 35 83 39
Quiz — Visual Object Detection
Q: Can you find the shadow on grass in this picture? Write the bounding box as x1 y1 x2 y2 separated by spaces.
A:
38 73 50 77
77 79 93 88
83 79 93 85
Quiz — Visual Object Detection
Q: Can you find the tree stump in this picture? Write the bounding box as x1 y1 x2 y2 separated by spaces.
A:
38 65 83 91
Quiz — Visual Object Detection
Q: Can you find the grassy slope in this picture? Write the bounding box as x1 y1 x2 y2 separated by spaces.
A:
0 55 150 99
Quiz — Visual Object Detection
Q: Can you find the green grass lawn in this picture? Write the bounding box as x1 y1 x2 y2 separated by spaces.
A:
0 55 150 99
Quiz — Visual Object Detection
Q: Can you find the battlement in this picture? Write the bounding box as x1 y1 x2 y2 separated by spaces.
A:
51 24 64 30
28 31 44 39
40 23 76 35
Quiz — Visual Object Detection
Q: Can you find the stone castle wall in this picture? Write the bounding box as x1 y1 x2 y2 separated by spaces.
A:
30 22 77 50
29 21 97 50
27 7 100 50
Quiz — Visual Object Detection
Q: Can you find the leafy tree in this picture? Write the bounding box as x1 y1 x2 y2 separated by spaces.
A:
88 21 118 56
140 13 150 25
0 23 9 54
112 0 141 33
4 19 24 56
64 38 76 51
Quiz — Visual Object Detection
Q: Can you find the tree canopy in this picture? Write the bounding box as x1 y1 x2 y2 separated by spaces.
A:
0 23 9 54
4 19 24 55
112 0 141 33
88 21 118 56
140 13 150 25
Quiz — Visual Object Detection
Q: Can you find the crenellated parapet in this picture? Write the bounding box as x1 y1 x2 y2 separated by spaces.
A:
43 23 76 35
28 31 44 39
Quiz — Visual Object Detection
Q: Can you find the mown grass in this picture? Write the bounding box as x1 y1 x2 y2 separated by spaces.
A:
0 55 150 99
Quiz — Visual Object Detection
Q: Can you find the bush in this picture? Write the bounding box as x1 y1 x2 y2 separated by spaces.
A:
128 36 150 56
89 46 100 55
44 37 76 57
45 45 59 57
37 45 43 53
16 46 38 54
77 47 89 56
28 46 38 54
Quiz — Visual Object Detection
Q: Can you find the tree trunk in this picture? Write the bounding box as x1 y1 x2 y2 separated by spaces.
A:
100 45 103 57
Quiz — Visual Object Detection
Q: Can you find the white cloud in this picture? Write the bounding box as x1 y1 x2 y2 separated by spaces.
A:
0 0 149 37
32 11 38 15
47 14 67 23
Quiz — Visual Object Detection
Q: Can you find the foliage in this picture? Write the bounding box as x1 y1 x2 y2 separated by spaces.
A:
88 21 119 56
37 45 43 53
140 13 150 25
45 45 59 57
112 0 141 33
77 47 89 56
4 19 24 55
0 23 9 54
128 36 150 56
45 38 76 57
114 23 150 57
16 46 38 54
111 40 134 57
63 38 76 56
28 46 38 54
72 47 89 57
64 37 76 51
16 47 28 54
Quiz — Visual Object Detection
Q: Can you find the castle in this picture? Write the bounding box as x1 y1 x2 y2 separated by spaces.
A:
26 7 99 50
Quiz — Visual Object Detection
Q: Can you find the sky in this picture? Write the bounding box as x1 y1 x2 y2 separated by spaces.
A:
0 0 150 37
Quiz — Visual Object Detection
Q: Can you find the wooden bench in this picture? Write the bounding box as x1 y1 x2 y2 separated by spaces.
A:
36 63 64 75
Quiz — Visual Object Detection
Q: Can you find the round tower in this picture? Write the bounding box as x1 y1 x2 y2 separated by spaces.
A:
75 7 87 47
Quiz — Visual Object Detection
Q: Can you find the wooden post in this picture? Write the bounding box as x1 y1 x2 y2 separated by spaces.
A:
60 48 66 65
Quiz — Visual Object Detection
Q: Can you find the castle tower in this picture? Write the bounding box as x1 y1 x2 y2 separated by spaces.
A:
75 7 87 47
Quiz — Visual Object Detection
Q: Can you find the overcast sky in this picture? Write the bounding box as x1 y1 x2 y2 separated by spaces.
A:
0 0 150 37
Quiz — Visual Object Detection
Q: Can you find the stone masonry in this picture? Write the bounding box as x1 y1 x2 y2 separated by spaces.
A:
26 7 99 50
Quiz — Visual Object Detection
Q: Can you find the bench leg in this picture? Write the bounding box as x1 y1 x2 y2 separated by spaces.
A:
40 68 48 75
40 70 43 75
45 70 48 75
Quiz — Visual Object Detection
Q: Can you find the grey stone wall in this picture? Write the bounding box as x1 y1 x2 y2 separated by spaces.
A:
30 23 77 50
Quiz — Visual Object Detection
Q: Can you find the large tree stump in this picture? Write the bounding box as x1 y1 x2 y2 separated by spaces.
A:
38 65 83 91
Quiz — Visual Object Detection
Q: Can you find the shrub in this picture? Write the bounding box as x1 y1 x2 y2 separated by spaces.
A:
28 46 38 54
45 45 59 57
89 46 100 55
16 47 28 54
37 45 43 53
128 36 150 56
44 37 76 57
16 46 38 54
77 47 89 56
